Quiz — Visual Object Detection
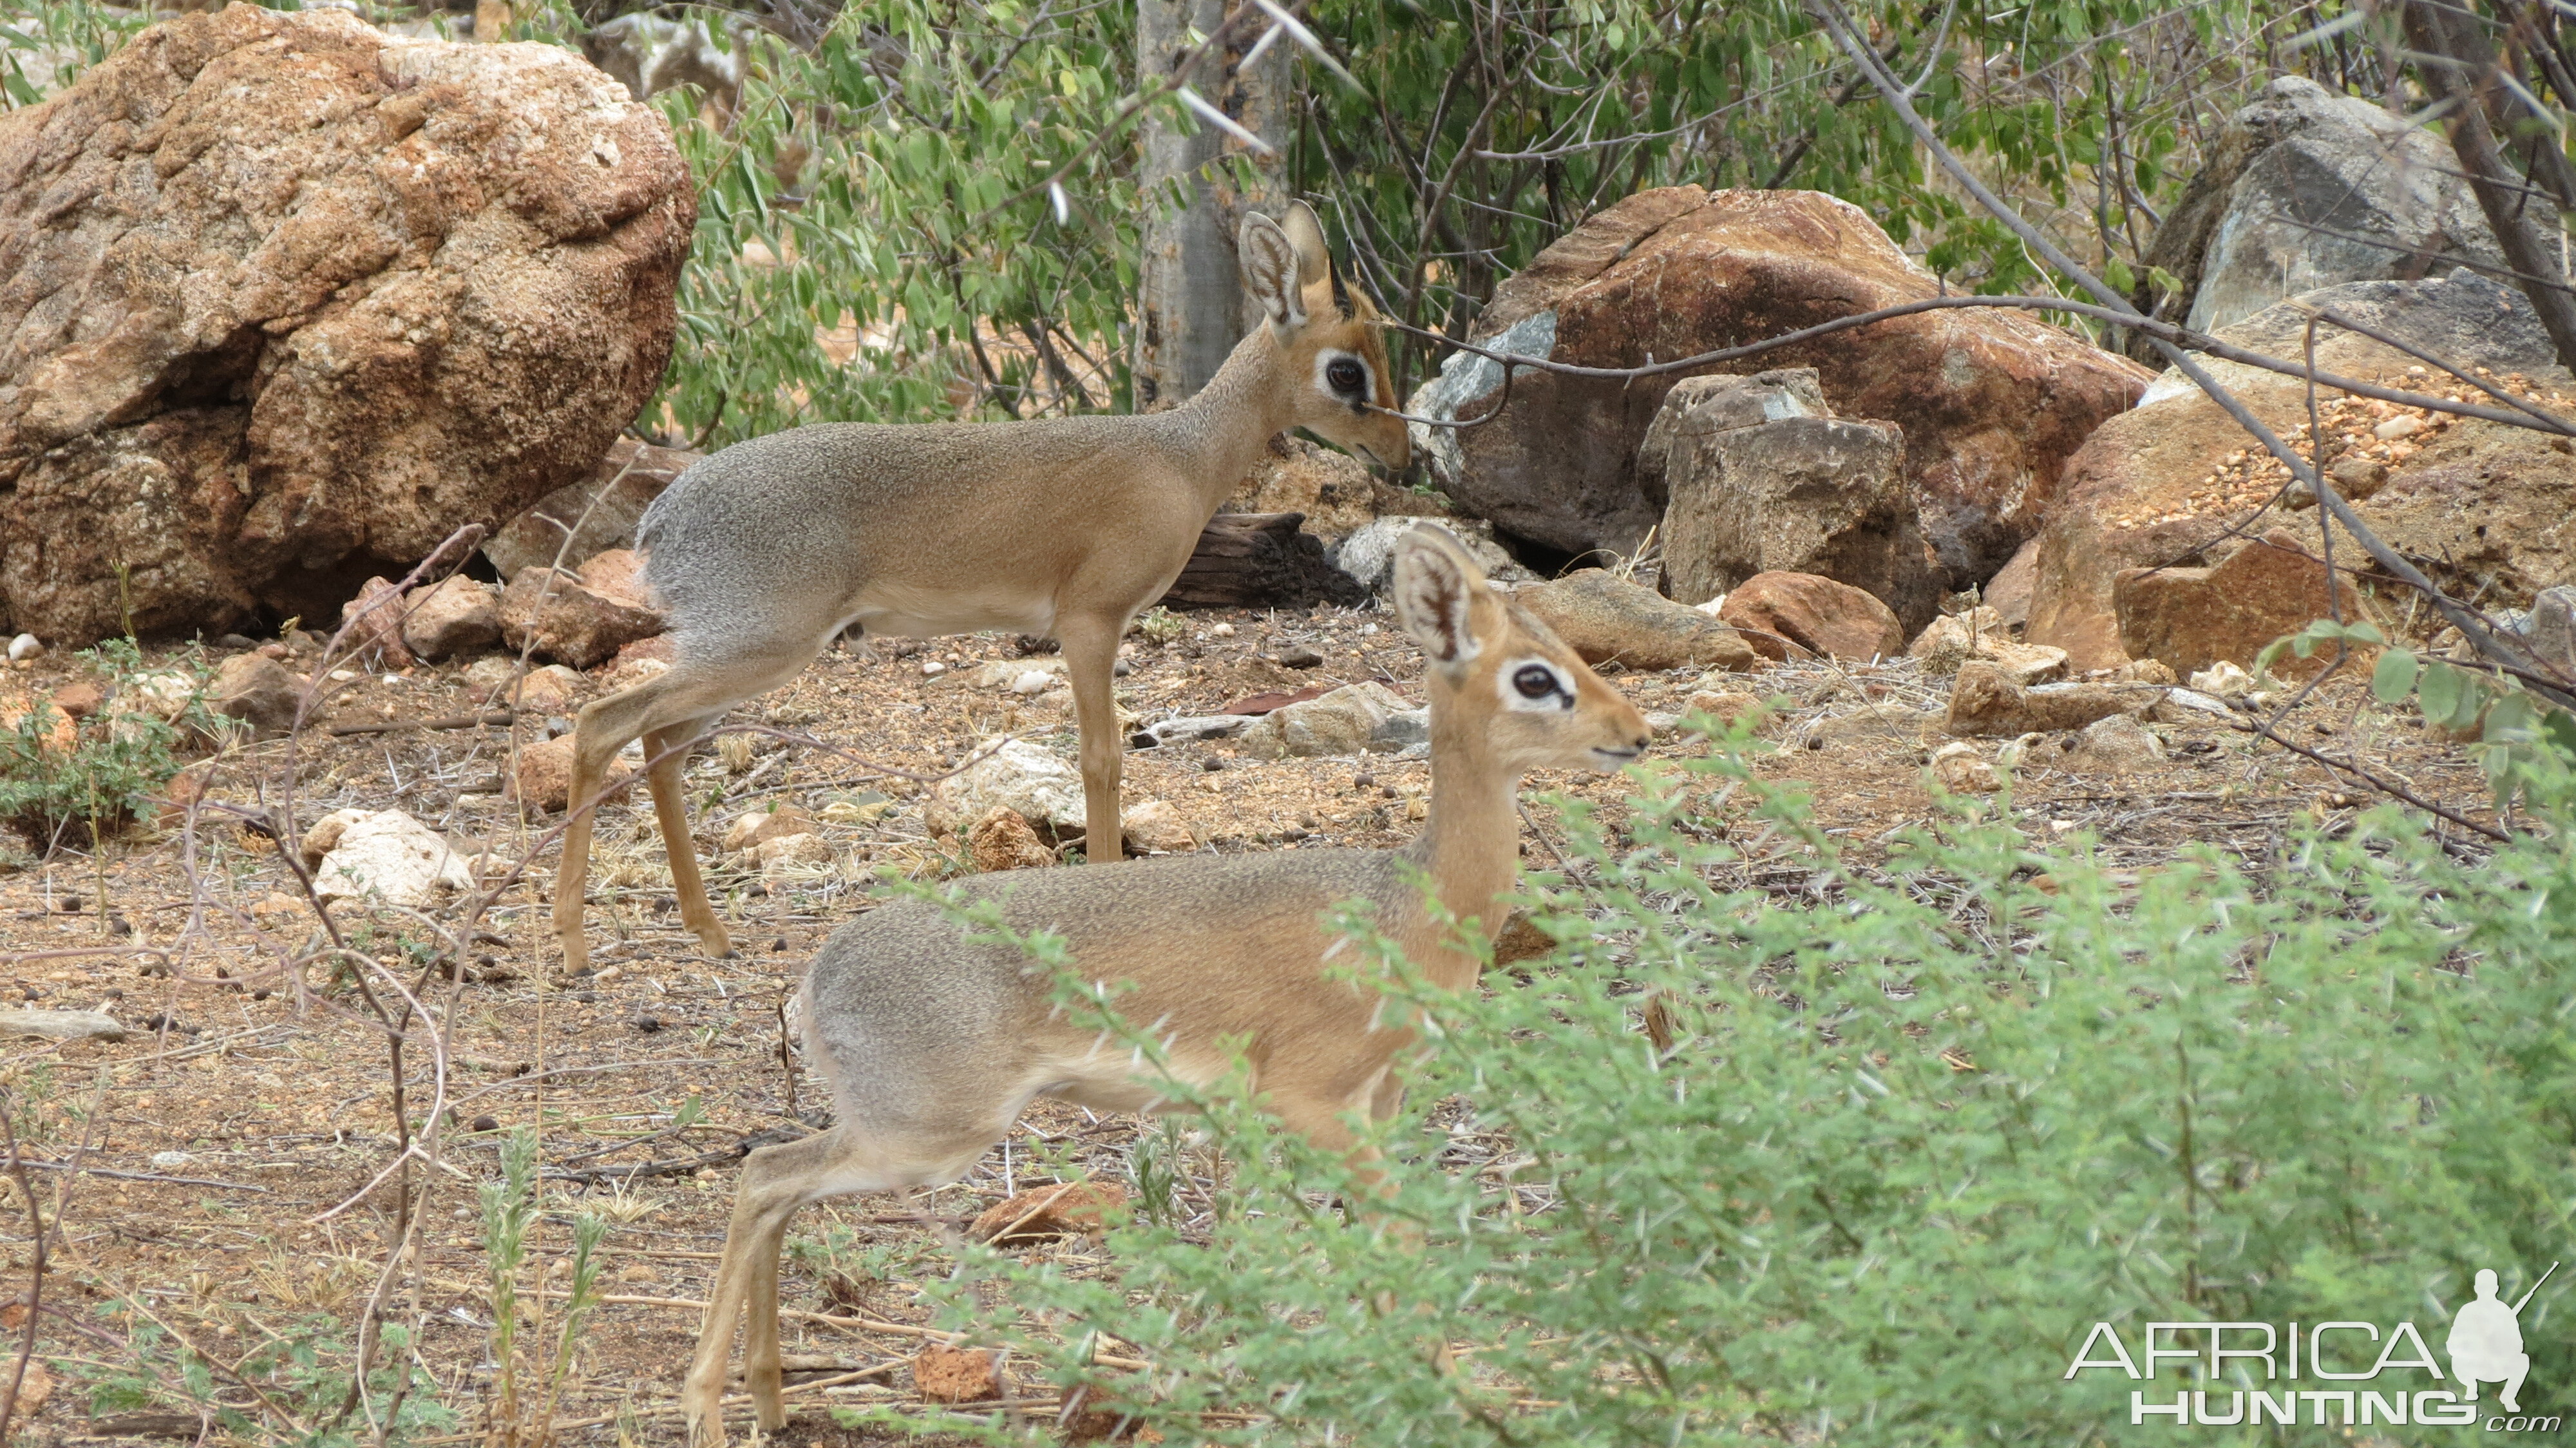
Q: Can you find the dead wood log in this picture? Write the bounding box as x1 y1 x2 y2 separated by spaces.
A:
1159 511 1369 611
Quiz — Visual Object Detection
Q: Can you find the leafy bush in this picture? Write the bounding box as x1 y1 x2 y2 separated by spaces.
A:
0 640 211 853
882 725 2576 1445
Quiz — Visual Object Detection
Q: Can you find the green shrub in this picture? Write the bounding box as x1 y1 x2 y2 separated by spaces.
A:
0 641 213 853
882 726 2576 1445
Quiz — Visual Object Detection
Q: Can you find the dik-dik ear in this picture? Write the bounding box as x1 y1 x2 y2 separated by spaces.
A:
1280 201 1331 287
1392 525 1498 669
1238 210 1307 334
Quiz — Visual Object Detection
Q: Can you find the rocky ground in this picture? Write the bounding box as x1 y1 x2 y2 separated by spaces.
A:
0 597 2506 1445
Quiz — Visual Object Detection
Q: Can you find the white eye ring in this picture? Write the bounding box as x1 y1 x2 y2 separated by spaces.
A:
1316 351 1370 404
1500 659 1572 711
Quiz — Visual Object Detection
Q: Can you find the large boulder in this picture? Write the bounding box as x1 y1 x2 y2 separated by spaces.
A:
1644 368 1937 631
2029 269 2571 670
1717 571 1904 662
2124 77 2501 358
0 8 694 645
1404 187 2150 586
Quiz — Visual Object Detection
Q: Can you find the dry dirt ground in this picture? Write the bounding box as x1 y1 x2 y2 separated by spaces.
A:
0 602 2506 1445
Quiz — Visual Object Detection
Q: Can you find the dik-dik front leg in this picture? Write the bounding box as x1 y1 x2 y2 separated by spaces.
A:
1057 616 1126 863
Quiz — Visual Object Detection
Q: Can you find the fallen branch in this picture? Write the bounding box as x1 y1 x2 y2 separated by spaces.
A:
327 710 518 738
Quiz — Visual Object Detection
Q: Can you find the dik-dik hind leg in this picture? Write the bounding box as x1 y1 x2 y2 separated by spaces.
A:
643 721 732 958
1057 618 1126 863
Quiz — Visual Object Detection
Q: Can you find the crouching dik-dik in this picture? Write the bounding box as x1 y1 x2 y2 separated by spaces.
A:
553 202 1407 970
680 526 1649 1443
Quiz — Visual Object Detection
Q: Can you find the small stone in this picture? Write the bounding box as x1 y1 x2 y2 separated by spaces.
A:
752 832 832 871
721 806 819 853
630 1014 663 1033
1274 645 1324 669
498 566 665 670
969 1181 1128 1244
48 680 103 719
309 809 479 907
500 665 584 716
2371 414 2421 441
1238 682 1410 759
509 734 636 814
149 1150 192 1169
400 576 503 662
1121 799 1200 853
1681 690 1768 729
1012 669 1056 695
967 807 1056 872
339 576 417 669
0 1009 125 1042
2062 713 2168 774
6 633 41 662
1519 570 1758 672
1210 623 1236 638
469 1115 500 1133
0 700 75 756
1929 741 2002 794
1945 662 2159 737
921 660 947 676
913 1345 1005 1404
1718 571 1904 662
211 653 305 738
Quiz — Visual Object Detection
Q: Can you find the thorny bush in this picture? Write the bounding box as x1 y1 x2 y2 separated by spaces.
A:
887 718 2575 1445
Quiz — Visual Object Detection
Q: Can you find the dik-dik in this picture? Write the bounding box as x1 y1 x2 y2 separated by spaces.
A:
679 525 1651 1443
554 203 1408 970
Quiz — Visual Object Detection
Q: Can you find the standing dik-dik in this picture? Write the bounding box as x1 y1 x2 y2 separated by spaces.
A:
680 526 1650 1443
554 203 1407 970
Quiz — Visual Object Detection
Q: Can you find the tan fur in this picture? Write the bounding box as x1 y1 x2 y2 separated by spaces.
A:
553 205 1408 970
679 527 1650 1444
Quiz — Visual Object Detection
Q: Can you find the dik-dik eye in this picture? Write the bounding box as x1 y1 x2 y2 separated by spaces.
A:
1513 664 1562 700
1325 357 1366 395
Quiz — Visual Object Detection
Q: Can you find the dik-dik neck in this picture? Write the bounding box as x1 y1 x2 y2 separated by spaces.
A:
1397 681 1523 990
1159 327 1296 511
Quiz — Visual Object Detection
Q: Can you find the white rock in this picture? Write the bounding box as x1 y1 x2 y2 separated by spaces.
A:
927 737 1088 834
1329 516 1536 593
0 1009 124 1042
1012 669 1058 696
1210 623 1236 638
6 633 40 662
150 1150 193 1170
310 810 477 907
961 658 1066 691
2064 713 2168 774
126 669 200 720
921 660 947 676
2188 661 2258 698
752 832 833 872
1929 741 2002 794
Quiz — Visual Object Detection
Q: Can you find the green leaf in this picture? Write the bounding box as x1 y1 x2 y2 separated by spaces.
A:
2370 649 2420 704
2102 254 2136 293
2418 662 2464 726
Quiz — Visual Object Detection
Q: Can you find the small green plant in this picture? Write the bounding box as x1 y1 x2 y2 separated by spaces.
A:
80 1308 454 1447
478 1129 541 1435
0 640 214 853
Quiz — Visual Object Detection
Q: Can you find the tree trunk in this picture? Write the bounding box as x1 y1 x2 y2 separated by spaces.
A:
2406 0 2576 371
1134 0 1293 408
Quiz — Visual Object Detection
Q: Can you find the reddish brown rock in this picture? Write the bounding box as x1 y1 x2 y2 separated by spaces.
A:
2113 529 2361 679
0 7 694 647
967 806 1056 872
211 653 305 738
400 576 502 663
48 680 104 719
483 438 702 578
574 548 655 609
1984 537 2041 630
498 567 665 671
0 698 74 755
720 805 818 853
1405 187 2149 584
1718 572 1903 662
339 578 417 670
913 1345 1005 1404
969 1181 1129 1244
508 734 634 814
1517 570 1757 672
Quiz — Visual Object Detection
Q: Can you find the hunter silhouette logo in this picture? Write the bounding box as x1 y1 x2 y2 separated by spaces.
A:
2064 1261 2561 1429
2450 1263 2552 1414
